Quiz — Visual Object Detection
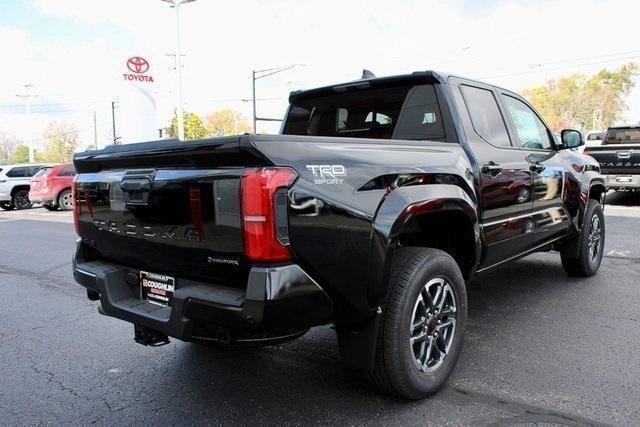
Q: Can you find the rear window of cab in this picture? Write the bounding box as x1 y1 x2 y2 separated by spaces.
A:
284 83 454 142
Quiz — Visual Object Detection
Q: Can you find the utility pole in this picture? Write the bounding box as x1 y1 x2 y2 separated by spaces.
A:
93 110 98 150
111 101 120 145
16 83 35 163
252 70 257 133
250 64 304 133
162 0 196 141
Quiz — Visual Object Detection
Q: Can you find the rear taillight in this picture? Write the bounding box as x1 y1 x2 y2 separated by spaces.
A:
241 167 297 262
72 180 80 235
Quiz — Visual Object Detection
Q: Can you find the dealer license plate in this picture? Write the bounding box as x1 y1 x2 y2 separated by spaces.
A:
615 176 633 183
140 271 175 307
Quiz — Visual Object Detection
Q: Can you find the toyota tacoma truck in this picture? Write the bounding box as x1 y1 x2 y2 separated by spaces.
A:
584 125 640 191
72 71 606 399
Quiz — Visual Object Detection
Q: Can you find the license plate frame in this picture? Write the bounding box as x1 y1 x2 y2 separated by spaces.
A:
140 271 175 307
615 176 633 183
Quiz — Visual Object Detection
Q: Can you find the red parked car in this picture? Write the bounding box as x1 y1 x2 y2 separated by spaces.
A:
29 163 76 211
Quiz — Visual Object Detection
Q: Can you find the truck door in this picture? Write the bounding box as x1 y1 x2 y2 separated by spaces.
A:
452 81 534 268
499 93 571 246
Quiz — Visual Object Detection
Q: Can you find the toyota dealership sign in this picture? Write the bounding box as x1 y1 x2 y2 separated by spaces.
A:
123 56 154 83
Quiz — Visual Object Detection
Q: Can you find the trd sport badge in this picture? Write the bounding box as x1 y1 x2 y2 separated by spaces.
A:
305 164 347 185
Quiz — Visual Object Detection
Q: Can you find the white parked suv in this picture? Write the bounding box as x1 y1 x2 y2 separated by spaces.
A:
0 163 49 210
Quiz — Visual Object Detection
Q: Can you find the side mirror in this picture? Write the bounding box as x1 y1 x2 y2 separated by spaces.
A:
561 129 583 149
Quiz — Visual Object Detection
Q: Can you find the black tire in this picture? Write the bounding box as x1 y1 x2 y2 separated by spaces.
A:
42 204 59 211
57 189 73 211
12 189 31 210
0 202 14 211
561 200 605 277
366 247 467 399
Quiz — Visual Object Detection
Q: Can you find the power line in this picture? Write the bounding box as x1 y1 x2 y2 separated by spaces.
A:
481 54 640 80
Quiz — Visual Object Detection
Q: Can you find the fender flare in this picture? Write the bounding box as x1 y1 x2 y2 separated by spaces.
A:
579 178 606 228
367 184 480 309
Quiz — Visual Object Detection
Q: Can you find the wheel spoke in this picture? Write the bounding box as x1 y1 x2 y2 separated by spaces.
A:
438 318 456 333
423 338 435 369
411 330 428 344
412 316 427 332
436 334 447 353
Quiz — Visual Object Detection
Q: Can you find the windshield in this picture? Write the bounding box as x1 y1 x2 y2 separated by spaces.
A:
587 132 604 141
283 83 450 141
604 127 640 145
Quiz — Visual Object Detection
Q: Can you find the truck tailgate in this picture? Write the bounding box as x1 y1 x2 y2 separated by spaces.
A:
586 145 640 175
73 137 260 287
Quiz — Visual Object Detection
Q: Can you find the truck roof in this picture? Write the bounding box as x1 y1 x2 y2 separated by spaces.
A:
288 70 515 101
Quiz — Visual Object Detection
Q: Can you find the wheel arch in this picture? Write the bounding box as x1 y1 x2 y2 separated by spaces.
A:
368 184 480 310
10 185 30 197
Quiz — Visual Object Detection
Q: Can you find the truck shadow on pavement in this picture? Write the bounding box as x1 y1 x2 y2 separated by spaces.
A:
170 253 606 424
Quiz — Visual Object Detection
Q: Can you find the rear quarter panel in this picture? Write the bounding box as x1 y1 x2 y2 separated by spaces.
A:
250 135 476 322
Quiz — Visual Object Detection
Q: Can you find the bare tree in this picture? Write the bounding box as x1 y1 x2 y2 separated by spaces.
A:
42 121 80 162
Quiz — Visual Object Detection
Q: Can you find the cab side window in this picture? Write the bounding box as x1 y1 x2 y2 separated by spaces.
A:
503 95 553 150
6 167 28 177
460 85 511 147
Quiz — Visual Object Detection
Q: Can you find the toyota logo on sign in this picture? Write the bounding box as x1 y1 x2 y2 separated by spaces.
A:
127 56 150 74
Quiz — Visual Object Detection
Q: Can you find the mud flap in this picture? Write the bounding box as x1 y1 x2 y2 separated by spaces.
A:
336 308 382 371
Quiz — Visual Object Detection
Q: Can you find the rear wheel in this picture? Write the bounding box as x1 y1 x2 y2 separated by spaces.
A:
366 247 467 399
561 200 605 277
57 189 73 211
12 189 31 210
0 202 14 211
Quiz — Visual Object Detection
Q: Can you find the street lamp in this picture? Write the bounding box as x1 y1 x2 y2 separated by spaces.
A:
251 64 305 133
161 0 196 141
16 84 35 163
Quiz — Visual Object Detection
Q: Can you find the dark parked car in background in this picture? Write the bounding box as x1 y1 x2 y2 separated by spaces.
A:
29 163 76 211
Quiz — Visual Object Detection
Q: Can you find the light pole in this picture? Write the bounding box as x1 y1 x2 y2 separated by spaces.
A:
251 64 304 133
161 0 195 141
16 83 35 163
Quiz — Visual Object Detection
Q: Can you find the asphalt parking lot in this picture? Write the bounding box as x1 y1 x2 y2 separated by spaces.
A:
1 192 640 425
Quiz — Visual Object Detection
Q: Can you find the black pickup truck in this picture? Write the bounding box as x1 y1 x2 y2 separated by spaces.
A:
72 71 605 399
584 125 640 191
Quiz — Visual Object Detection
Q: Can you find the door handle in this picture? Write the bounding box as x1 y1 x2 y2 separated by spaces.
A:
529 162 545 173
481 162 502 175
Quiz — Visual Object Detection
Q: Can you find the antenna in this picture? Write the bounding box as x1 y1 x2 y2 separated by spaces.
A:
361 69 376 79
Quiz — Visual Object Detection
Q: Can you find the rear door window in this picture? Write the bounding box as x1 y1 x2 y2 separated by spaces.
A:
6 167 28 177
604 128 640 144
59 166 76 176
461 85 511 147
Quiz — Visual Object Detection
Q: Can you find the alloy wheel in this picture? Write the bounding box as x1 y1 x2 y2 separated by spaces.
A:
587 214 602 262
409 277 457 373
60 191 73 210
14 191 31 210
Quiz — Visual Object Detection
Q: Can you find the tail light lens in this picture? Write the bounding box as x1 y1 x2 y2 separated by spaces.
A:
241 167 297 262
72 180 80 235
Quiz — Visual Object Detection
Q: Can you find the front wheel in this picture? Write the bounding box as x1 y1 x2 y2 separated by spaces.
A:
561 200 605 277
366 247 467 399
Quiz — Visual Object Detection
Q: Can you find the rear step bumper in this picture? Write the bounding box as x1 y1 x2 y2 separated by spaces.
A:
72 241 333 341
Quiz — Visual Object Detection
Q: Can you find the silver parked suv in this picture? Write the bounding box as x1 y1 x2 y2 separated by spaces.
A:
0 163 49 210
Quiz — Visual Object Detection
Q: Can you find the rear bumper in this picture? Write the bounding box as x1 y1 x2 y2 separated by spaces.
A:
604 174 640 190
72 240 333 341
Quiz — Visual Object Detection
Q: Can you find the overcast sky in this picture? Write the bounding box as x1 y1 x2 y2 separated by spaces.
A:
1 0 639 149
